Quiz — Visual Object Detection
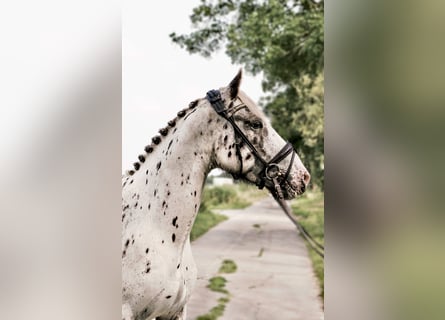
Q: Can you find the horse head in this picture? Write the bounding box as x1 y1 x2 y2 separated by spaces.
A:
210 70 310 200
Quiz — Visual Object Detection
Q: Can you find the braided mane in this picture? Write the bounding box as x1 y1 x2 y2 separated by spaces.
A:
125 99 200 177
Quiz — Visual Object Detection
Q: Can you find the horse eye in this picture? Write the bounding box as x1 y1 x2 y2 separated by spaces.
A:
250 121 263 130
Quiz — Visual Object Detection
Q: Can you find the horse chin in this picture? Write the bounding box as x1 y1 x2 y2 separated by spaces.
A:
265 183 298 201
284 185 298 200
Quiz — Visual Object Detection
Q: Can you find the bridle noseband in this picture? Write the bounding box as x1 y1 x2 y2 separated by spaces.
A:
206 89 296 200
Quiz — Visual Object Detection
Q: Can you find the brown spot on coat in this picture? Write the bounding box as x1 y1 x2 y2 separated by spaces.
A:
167 140 173 151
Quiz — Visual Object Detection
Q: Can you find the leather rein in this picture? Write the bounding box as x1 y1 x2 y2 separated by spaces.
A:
206 89 324 258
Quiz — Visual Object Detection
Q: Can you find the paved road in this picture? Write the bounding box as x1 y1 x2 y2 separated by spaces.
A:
187 196 324 320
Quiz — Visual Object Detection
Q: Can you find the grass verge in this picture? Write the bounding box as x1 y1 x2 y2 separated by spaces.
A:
191 183 267 241
291 190 324 299
202 183 268 210
190 208 227 241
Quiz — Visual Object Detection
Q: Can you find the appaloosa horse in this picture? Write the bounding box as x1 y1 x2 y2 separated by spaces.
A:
122 71 310 320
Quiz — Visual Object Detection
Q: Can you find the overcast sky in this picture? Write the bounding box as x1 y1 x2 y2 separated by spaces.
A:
123 0 264 171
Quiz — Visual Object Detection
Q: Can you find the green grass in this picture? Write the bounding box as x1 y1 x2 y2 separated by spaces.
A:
191 183 267 242
190 208 227 241
197 259 237 320
291 191 324 299
218 259 237 274
207 276 229 294
196 303 226 320
202 183 268 210
257 247 264 257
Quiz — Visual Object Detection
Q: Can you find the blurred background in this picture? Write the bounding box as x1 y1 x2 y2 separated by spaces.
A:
1 0 445 319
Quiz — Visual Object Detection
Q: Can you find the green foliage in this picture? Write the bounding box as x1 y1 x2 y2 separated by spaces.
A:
196 302 226 320
219 259 238 273
196 259 236 320
202 183 267 209
170 0 324 188
291 191 324 299
191 208 228 241
191 183 266 241
207 276 229 294
202 186 244 208
266 75 324 188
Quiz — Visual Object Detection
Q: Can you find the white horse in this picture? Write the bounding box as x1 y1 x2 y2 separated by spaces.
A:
122 71 310 320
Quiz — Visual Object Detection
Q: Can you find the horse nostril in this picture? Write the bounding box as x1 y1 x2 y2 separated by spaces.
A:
300 182 306 193
303 171 311 187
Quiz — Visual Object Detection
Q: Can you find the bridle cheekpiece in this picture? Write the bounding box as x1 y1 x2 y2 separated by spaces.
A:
206 89 296 200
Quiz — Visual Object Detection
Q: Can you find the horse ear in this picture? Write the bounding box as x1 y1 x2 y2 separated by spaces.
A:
228 69 242 100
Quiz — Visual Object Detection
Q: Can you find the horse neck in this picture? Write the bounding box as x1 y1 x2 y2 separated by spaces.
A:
123 104 218 248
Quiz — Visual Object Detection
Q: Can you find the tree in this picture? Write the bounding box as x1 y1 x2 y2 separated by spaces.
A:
170 0 324 188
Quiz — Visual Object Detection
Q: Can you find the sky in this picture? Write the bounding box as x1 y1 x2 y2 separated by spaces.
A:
122 0 265 171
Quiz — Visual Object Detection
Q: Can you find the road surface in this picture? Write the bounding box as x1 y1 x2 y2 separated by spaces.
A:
187 196 324 320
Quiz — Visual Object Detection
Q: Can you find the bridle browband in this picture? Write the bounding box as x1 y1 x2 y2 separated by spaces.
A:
206 89 296 200
206 89 324 258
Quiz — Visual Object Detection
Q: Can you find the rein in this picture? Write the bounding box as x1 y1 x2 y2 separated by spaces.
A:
276 198 324 258
206 89 324 258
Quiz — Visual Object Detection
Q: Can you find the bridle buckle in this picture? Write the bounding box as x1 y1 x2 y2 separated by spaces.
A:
265 163 280 180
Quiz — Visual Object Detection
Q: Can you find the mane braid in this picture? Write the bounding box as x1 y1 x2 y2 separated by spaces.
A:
126 100 201 176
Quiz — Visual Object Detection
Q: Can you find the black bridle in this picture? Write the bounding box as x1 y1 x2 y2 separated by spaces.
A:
206 89 324 258
206 89 296 200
